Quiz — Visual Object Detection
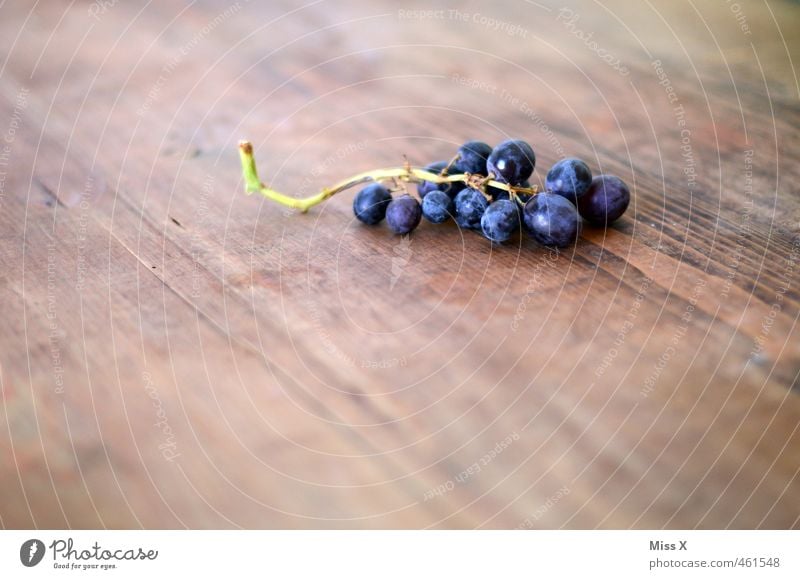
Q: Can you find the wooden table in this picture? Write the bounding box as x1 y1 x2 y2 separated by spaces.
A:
1 0 798 529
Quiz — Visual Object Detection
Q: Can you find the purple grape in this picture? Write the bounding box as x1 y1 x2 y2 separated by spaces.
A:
385 194 422 234
481 199 520 243
454 187 489 230
578 175 630 225
417 161 447 198
421 190 453 224
353 183 392 225
546 157 592 202
523 193 581 247
455 140 492 175
487 139 535 185
417 161 466 199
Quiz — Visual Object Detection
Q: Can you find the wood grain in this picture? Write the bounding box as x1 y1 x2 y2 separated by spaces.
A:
0 0 798 529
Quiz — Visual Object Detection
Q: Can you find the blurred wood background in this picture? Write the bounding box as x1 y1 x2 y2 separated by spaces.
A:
0 0 798 529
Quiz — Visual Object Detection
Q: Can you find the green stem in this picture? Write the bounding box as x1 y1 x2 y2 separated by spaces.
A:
238 140 538 213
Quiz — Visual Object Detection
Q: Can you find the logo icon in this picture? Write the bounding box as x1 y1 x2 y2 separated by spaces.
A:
20 539 45 567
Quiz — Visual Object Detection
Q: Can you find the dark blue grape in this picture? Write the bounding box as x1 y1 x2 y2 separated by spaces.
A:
353 183 392 225
578 175 630 225
417 161 447 198
481 199 520 243
546 157 592 202
454 187 489 230
454 140 492 175
445 180 467 199
418 160 465 199
421 190 453 224
385 194 422 234
523 193 581 247
487 139 535 185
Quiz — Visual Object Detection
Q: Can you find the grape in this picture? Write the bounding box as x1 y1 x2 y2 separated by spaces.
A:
454 187 489 230
523 192 581 247
417 161 447 198
446 180 466 199
353 183 392 225
578 175 630 225
487 139 535 185
454 140 492 175
481 199 520 243
385 194 422 234
417 161 465 199
421 190 454 224
546 157 592 202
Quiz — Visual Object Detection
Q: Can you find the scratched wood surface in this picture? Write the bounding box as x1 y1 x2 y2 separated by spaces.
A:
0 0 798 529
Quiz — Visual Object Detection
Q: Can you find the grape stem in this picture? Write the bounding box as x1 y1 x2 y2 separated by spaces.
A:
238 140 538 213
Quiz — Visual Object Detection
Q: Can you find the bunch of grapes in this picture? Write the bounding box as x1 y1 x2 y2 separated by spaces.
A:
352 139 630 248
